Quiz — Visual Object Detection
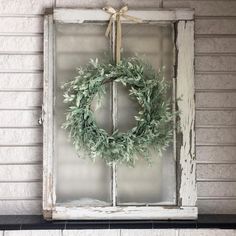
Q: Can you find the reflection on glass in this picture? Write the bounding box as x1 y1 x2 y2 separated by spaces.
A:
55 23 112 205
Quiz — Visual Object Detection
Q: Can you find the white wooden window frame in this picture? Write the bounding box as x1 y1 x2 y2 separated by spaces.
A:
43 8 197 220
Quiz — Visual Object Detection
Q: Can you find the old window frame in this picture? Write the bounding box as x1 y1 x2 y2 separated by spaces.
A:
43 8 197 220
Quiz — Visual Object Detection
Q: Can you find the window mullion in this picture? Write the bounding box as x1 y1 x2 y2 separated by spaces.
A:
111 21 117 206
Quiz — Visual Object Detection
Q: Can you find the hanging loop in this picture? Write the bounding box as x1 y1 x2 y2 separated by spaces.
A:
103 6 142 64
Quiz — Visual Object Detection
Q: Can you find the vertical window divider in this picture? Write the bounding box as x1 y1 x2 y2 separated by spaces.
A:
111 21 117 206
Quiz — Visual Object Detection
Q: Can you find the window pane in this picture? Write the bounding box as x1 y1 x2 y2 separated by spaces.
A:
116 23 176 205
54 23 112 206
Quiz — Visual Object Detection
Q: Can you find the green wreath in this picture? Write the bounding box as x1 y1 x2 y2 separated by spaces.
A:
62 58 175 166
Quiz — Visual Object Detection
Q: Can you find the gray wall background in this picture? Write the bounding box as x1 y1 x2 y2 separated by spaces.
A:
0 0 236 215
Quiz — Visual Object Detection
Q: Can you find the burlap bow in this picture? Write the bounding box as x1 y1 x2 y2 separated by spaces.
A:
103 6 142 63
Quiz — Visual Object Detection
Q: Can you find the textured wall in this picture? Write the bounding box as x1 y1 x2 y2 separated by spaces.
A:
0 0 236 215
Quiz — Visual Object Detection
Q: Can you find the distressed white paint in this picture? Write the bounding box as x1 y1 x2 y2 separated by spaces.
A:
176 21 196 207
54 8 194 23
53 206 197 220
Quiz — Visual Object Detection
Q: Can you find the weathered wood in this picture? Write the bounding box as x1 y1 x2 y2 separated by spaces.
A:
54 9 194 23
44 9 197 220
176 20 197 207
42 14 54 219
53 206 197 220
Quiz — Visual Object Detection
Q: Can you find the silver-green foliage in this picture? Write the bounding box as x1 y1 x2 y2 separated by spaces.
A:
62 58 175 166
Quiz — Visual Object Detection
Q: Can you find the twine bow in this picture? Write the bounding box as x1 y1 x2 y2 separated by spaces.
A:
103 6 142 64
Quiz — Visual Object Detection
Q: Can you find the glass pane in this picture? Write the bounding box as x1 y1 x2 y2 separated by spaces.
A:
116 23 176 205
54 23 112 206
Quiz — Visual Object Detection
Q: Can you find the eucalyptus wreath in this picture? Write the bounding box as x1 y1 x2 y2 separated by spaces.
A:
62 57 175 166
